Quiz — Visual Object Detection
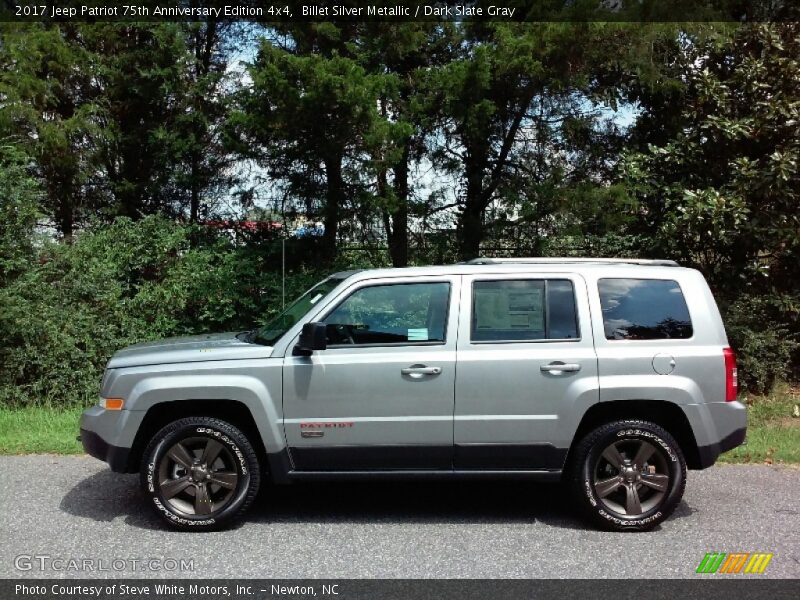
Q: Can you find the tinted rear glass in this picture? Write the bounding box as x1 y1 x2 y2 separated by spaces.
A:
548 280 579 339
598 279 692 340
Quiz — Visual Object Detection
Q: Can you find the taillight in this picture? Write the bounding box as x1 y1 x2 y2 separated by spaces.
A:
723 347 738 401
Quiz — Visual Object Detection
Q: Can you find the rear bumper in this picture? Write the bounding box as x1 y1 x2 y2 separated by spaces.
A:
684 400 747 469
696 426 747 469
79 428 132 473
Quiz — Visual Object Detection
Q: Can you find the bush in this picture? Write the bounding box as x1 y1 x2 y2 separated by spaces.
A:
724 293 799 395
0 216 329 408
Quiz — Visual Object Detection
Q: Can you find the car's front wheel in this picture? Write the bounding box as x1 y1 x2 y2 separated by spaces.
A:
140 416 260 531
569 419 686 531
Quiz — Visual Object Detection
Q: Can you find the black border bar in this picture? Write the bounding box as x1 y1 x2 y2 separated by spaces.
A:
1 0 798 23
4 579 800 600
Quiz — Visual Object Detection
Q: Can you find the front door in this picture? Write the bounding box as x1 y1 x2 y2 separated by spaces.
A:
454 273 599 470
282 276 459 470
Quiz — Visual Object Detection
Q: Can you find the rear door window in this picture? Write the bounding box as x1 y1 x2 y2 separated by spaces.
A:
471 279 578 342
598 278 692 340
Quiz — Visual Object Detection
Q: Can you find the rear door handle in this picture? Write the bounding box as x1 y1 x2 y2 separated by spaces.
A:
401 365 442 377
540 362 581 373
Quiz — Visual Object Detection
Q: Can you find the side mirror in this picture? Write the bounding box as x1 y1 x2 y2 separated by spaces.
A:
293 322 327 356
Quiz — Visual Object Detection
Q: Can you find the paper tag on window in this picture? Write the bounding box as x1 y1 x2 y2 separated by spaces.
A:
408 328 429 341
309 293 324 304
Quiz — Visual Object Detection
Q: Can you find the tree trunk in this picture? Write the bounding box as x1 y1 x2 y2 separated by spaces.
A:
458 150 487 261
377 167 393 250
54 191 74 240
120 188 140 220
388 143 410 267
323 155 343 261
190 152 199 223
188 22 216 224
460 201 483 261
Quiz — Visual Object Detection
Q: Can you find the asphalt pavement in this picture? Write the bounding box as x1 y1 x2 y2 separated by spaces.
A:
0 455 798 579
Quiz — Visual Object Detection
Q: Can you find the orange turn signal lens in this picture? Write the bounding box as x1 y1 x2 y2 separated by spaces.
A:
101 398 124 410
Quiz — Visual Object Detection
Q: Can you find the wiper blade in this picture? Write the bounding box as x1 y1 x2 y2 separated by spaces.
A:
247 329 273 346
236 329 257 343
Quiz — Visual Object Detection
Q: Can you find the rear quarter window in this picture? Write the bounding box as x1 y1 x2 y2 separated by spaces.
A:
598 278 692 340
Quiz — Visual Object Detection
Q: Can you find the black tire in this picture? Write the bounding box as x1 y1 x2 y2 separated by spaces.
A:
569 419 686 532
140 417 260 531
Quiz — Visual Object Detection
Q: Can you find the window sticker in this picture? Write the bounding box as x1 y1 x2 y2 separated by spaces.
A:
407 328 429 341
474 287 544 331
508 290 544 330
309 293 324 304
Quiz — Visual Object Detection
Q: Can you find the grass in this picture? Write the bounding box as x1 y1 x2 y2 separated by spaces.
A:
0 405 84 454
0 386 798 463
718 383 800 465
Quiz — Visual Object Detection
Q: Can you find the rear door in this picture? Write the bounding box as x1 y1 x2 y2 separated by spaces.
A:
282 275 459 470
454 272 599 470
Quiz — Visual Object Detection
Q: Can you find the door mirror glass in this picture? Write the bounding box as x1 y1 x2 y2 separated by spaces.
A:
293 322 327 355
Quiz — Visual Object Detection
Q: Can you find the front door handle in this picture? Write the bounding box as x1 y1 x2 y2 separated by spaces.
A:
540 362 581 373
401 365 442 377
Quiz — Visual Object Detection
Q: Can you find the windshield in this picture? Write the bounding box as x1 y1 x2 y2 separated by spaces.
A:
250 276 344 346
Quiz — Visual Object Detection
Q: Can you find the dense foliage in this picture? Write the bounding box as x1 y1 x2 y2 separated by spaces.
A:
0 20 797 405
0 216 333 407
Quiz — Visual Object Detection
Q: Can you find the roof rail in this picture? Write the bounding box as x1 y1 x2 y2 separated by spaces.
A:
463 257 680 267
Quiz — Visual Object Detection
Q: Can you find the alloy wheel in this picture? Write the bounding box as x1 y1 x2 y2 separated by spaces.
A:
592 438 670 518
157 436 239 517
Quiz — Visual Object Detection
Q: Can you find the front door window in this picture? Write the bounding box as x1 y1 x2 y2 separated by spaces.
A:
323 282 450 346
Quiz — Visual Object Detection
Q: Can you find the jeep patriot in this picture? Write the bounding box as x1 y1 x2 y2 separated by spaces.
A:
80 258 747 530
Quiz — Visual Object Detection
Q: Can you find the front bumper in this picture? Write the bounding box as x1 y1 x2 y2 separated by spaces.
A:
79 405 145 473
79 428 132 472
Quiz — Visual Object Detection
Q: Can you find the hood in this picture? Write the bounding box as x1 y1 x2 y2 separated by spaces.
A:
106 332 273 369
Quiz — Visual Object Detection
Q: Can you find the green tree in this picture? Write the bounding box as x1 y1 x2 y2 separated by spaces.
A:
85 23 190 219
357 23 457 266
160 21 241 223
0 24 102 238
623 23 799 287
0 22 232 230
233 30 385 259
426 23 650 260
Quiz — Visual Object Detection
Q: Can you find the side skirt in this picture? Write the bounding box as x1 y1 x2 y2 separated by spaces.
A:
284 469 563 483
265 444 568 484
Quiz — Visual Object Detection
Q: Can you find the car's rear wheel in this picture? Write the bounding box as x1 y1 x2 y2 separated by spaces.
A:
140 416 260 531
569 419 686 531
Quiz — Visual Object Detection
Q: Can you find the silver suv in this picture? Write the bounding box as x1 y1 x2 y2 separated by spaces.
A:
80 258 746 531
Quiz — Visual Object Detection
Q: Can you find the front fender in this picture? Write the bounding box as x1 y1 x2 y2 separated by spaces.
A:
124 372 284 454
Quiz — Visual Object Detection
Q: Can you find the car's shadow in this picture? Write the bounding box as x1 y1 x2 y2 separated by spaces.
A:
59 469 163 530
60 468 697 532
